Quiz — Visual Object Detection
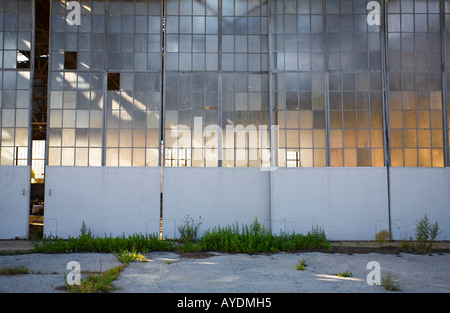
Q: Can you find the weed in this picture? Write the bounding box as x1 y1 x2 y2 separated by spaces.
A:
178 240 202 252
296 259 307 271
66 265 124 293
0 266 29 275
33 221 330 255
336 270 353 277
375 230 392 245
165 260 173 264
177 215 203 243
199 221 330 253
381 271 402 291
33 223 173 254
66 248 150 293
415 214 441 252
115 249 150 264
400 239 413 250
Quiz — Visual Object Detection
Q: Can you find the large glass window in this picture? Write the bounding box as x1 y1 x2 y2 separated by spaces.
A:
48 1 106 166
0 0 33 166
48 72 104 166
47 0 162 167
327 0 385 167
164 0 270 168
221 0 269 167
105 0 162 166
44 0 450 169
388 0 445 167
271 0 327 167
272 0 385 167
164 0 221 167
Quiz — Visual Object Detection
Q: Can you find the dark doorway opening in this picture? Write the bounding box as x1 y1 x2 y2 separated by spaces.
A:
30 0 50 239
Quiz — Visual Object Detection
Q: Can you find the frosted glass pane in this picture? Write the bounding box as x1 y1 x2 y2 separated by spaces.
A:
146 148 159 166
63 110 76 128
132 148 145 166
48 128 62 147
330 149 343 167
313 130 326 148
75 129 89 147
75 148 88 166
61 148 75 166
63 91 76 109
300 149 313 167
1 147 14 165
62 129 75 147
2 109 15 127
49 110 62 128
89 148 102 166
300 130 313 148
89 129 102 148
17 71 30 89
50 91 63 109
106 148 118 166
3 71 16 89
119 148 132 166
48 148 61 166
1 128 14 146
119 129 132 147
15 109 28 127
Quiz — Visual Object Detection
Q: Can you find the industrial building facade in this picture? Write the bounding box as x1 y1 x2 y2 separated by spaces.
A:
1 0 449 240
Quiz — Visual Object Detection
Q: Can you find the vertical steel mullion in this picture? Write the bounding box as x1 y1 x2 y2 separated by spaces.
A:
324 0 331 167
45 0 53 167
159 0 164 168
268 0 273 162
159 0 166 239
13 12 19 164
189 4 194 168
441 0 449 167
162 0 167 165
74 3 81 167
218 0 223 167
101 1 109 167
380 0 392 235
28 0 36 167
130 5 136 168
381 0 390 169
267 0 274 232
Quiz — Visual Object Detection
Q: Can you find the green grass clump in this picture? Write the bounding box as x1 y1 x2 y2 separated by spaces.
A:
115 249 150 264
381 271 403 291
34 219 331 255
65 248 150 293
33 222 172 254
336 270 353 277
66 265 124 293
198 218 331 253
296 259 307 271
0 266 29 275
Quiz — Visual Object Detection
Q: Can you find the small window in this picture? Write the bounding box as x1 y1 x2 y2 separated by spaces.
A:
64 51 78 69
107 73 121 90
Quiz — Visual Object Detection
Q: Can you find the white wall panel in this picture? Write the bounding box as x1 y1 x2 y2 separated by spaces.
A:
44 167 161 238
0 166 30 239
162 168 270 239
389 168 450 240
271 167 390 240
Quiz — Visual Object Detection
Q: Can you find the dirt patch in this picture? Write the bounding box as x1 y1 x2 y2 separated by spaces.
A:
328 241 450 255
326 245 443 255
176 242 450 258
178 251 216 259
